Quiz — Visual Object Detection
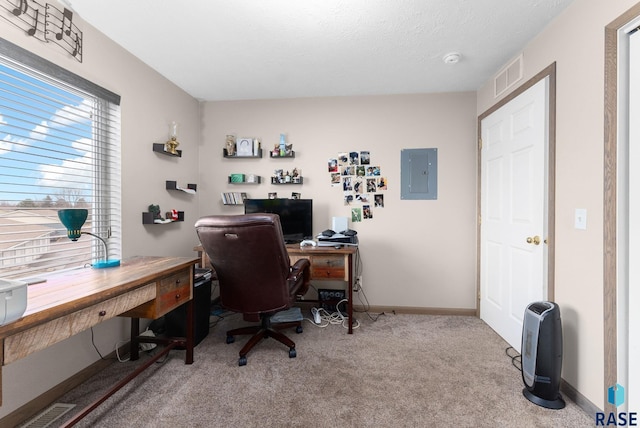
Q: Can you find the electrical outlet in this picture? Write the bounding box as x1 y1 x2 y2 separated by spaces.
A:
354 275 363 292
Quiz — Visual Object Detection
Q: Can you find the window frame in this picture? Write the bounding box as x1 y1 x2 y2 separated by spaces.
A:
0 37 121 279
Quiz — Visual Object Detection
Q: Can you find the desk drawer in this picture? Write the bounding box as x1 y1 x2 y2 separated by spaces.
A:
123 269 192 319
3 283 156 364
69 283 157 334
310 256 346 280
157 271 191 314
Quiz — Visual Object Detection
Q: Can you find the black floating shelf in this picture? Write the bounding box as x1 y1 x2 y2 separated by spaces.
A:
270 151 295 158
142 211 185 224
223 148 262 158
271 177 303 185
228 176 261 184
166 181 197 192
153 143 182 157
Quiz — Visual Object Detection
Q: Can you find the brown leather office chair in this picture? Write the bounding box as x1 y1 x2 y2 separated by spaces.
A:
195 214 310 366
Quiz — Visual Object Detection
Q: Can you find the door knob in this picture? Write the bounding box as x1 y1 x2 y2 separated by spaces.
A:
526 236 541 245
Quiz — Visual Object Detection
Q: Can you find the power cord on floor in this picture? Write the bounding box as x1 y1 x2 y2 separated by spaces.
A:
306 300 361 329
505 346 522 371
115 340 130 362
305 307 330 327
336 298 360 329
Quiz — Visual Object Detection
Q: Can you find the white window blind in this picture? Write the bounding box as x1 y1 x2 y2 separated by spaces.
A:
0 38 121 280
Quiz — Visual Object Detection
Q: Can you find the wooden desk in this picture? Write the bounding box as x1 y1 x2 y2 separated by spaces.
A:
286 245 358 334
194 244 358 334
0 256 198 425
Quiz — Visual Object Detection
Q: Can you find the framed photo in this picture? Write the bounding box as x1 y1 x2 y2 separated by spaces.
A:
236 138 254 156
291 192 301 199
268 192 277 199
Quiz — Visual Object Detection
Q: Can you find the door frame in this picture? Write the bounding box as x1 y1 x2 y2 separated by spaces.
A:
476 63 557 315
604 2 640 415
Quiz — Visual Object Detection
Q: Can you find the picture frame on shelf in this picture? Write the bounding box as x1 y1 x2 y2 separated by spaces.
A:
269 192 277 199
236 138 254 156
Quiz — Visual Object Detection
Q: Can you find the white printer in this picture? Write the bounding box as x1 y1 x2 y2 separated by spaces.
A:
0 279 27 326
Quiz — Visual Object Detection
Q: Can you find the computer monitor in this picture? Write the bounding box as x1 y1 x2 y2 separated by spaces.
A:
244 199 313 243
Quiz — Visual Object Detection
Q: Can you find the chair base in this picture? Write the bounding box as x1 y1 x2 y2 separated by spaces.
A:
226 316 302 366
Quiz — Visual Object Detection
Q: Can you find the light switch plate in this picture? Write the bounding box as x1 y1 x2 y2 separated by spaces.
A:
575 208 587 230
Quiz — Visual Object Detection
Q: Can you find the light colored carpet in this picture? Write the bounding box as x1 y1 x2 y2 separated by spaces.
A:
54 311 593 427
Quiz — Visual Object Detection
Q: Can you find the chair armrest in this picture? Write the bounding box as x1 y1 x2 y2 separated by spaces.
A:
288 258 310 283
288 258 311 296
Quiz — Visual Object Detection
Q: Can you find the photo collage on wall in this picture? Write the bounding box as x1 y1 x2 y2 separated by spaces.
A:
328 151 387 223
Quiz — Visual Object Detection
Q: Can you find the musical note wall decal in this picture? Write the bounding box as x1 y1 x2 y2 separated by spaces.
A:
55 7 72 40
12 0 27 16
71 31 81 58
1 0 83 62
46 4 83 61
27 8 39 36
3 0 44 40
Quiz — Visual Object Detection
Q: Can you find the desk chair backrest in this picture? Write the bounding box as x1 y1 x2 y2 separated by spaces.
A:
195 214 292 319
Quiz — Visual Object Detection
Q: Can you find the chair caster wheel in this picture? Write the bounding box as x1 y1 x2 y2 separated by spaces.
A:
226 335 235 344
238 356 247 366
289 348 297 358
296 325 303 334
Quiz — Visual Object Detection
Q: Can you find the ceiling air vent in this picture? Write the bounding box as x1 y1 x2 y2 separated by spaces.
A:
494 54 523 97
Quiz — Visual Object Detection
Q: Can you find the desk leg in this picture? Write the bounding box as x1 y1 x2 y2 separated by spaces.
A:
128 307 192 364
185 298 194 364
130 318 140 361
347 253 353 334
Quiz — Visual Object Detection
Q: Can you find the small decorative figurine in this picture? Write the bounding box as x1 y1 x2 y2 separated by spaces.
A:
226 135 236 156
148 204 161 220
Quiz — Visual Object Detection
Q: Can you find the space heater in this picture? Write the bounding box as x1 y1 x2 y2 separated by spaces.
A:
521 301 565 409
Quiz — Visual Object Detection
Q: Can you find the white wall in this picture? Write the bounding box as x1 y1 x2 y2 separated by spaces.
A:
0 4 200 418
476 0 640 410
199 93 478 309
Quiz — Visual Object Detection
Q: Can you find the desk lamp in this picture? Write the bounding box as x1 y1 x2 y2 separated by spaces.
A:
57 208 120 268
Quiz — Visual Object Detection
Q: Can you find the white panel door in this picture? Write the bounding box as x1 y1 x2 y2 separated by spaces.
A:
480 79 548 352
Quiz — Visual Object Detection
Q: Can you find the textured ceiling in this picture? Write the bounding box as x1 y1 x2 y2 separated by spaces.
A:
66 0 575 101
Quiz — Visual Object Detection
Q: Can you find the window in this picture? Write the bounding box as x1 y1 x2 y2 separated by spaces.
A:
0 38 121 280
